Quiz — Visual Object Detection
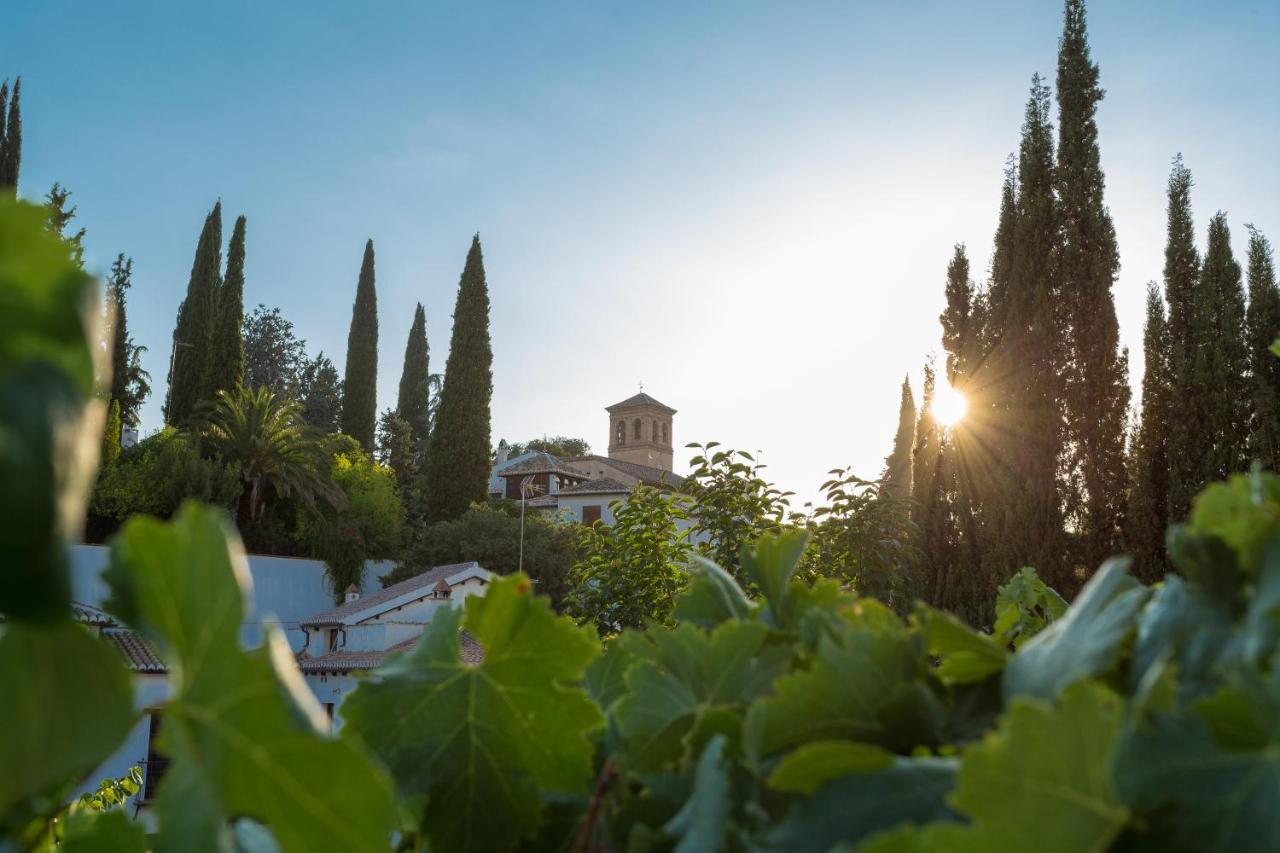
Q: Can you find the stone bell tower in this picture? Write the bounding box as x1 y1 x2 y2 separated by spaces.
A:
607 392 676 471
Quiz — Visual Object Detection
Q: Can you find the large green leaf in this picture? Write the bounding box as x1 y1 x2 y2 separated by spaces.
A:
1117 710 1280 851
0 622 134 834
919 607 1008 686
942 680 1129 852
739 531 809 628
672 553 754 629
1002 558 1147 701
664 735 732 853
1130 575 1234 703
751 620 942 757
60 808 149 853
614 620 791 771
757 757 958 853
767 740 893 795
105 505 396 853
1186 469 1280 576
341 573 602 852
0 199 101 623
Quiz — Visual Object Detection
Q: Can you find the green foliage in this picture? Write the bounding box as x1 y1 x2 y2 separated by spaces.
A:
0 77 19 194
105 253 150 426
89 428 241 538
243 304 308 400
1126 282 1173 582
991 565 1068 647
506 436 592 458
199 385 343 530
44 182 86 266
882 375 915 501
387 501 582 605
800 467 918 608
302 449 403 598
565 485 692 634
682 442 791 576
101 398 122 468
75 767 143 814
396 303 430 449
424 235 494 522
297 351 343 432
203 213 246 400
167 202 221 426
341 239 378 451
1245 226 1280 470
376 407 417 490
106 505 397 851
341 574 601 852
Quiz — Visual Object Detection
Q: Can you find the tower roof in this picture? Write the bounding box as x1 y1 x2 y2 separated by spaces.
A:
606 392 676 414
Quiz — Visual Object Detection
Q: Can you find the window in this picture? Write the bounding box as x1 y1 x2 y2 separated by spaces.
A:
653 419 658 441
327 628 339 652
616 420 625 444
143 712 169 801
662 422 668 444
633 418 642 439
582 504 602 525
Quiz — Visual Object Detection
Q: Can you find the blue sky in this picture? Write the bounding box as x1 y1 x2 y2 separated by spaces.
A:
6 1 1278 506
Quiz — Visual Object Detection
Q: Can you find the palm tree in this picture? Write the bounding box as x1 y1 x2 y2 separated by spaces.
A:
199 386 344 530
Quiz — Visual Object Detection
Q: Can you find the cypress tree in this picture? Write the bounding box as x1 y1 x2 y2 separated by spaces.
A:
341 239 379 450
167 202 223 426
397 303 430 449
1197 213 1250 481
1245 226 1280 470
1056 0 1129 569
1163 157 1202 518
424 235 494 522
205 214 247 400
1004 75 1066 590
882 375 915 500
0 77 19 194
44 183 85 266
1126 283 1172 583
101 399 122 469
107 254 133 416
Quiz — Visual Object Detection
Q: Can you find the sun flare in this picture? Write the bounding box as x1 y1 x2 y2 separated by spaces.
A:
934 381 968 427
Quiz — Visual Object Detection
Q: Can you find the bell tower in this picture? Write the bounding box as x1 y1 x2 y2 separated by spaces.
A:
607 391 676 471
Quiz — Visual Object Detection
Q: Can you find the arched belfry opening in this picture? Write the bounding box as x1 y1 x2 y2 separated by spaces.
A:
606 392 676 471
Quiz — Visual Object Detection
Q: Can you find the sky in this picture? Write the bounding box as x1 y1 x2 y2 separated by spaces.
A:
5 1 1279 508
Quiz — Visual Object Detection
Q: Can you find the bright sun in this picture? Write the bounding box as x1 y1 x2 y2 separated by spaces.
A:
934 381 968 427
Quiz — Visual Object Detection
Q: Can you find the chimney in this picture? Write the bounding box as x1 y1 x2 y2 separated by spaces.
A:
344 584 360 604
496 439 510 465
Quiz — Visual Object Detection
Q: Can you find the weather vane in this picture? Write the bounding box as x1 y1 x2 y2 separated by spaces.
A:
639 379 644 392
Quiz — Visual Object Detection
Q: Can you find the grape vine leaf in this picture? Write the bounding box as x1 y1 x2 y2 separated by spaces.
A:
1130 574 1234 703
1002 558 1147 702
0 199 101 623
940 680 1129 852
1116 708 1280 851
767 740 894 795
739 531 808 628
341 573 603 853
61 808 149 853
750 622 943 757
0 622 135 832
664 735 732 853
672 553 754 628
757 757 958 853
614 620 791 771
105 504 397 853
919 607 1008 685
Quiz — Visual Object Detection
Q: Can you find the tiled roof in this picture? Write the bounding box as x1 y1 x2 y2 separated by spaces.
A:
558 477 631 496
606 392 676 413
298 630 485 672
566 455 686 489
72 602 118 626
498 452 588 479
526 494 560 508
302 562 480 626
104 629 166 673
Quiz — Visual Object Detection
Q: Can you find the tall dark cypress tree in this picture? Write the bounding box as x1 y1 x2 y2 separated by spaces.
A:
1056 0 1129 569
397 303 430 449
1245 226 1280 470
1163 157 1202 518
1126 282 1172 583
167 202 222 426
424 235 494 522
1197 213 1250 482
0 77 19 194
107 254 133 416
1004 75 1066 589
341 239 379 450
883 376 915 500
204 214 246 400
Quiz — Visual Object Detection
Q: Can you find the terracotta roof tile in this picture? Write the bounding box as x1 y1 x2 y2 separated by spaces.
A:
558 477 631 496
104 629 166 673
297 630 486 672
606 392 676 413
499 452 589 479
